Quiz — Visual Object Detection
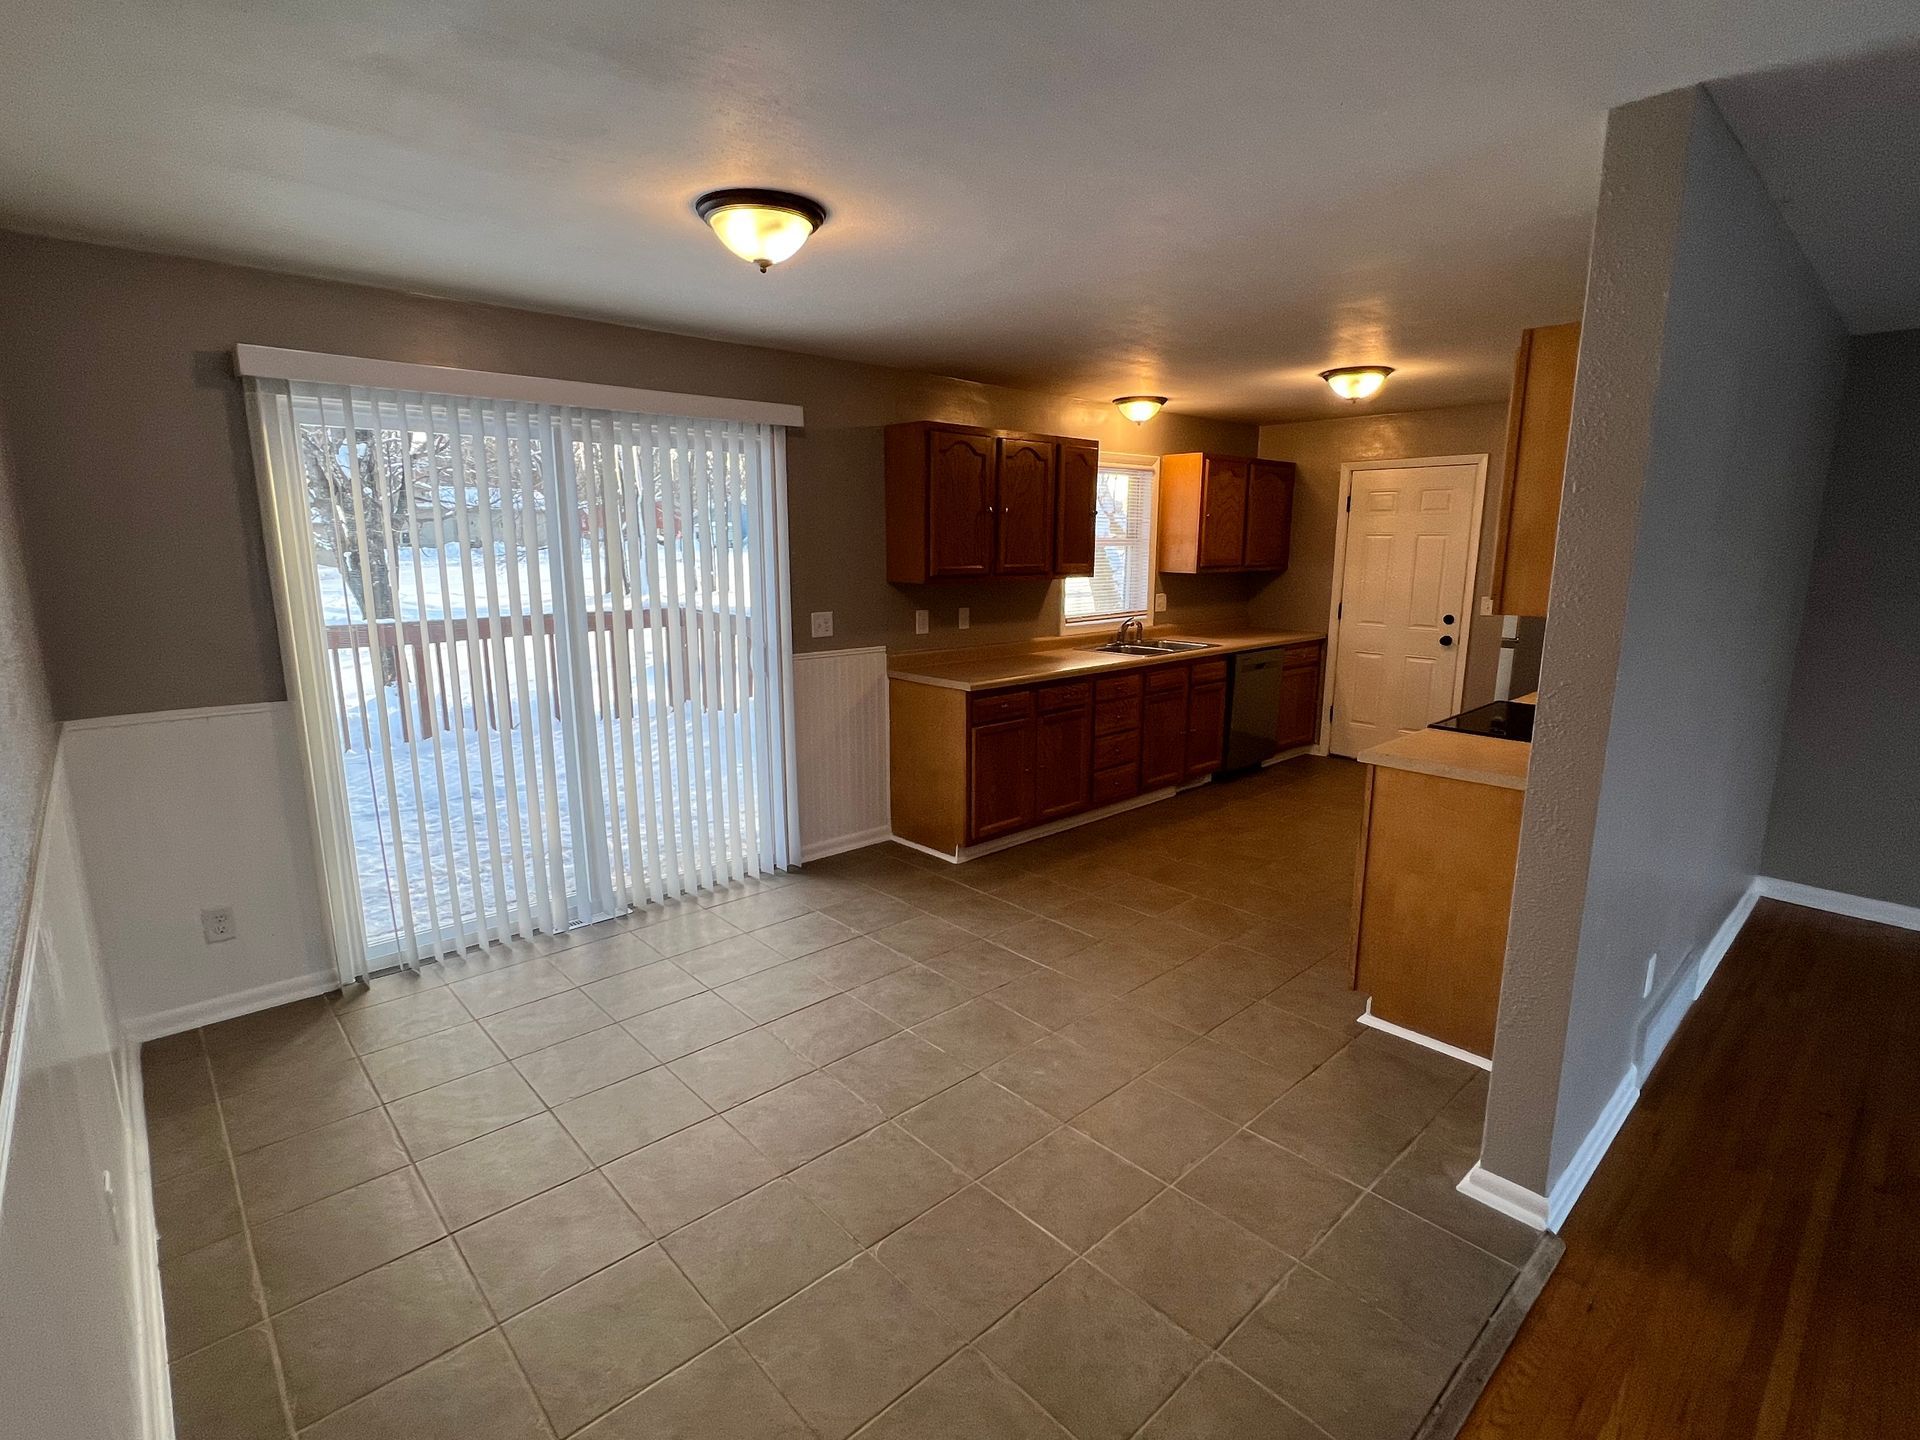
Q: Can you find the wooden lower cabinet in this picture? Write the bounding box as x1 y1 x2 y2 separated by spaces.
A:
1184 661 1228 779
1276 644 1323 751
1140 667 1190 790
1034 685 1093 822
888 657 1232 856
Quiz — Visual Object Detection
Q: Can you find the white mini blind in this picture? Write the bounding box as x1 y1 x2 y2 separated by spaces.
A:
1064 460 1157 625
247 375 798 977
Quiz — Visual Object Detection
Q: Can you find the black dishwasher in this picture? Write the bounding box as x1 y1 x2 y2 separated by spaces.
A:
1222 648 1286 773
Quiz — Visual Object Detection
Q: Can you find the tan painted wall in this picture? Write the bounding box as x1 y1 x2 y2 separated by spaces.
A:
1253 402 1513 708
0 231 1258 721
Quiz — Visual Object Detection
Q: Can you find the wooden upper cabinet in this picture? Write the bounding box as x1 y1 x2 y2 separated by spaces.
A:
1243 461 1297 569
1490 321 1581 616
1054 442 1098 577
995 438 1056 575
1158 453 1293 573
886 422 1091 584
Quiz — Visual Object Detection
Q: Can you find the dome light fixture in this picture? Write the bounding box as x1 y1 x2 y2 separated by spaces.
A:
1320 365 1394 402
1112 395 1168 424
694 188 828 271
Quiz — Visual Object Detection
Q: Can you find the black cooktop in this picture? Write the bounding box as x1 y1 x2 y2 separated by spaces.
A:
1429 700 1535 743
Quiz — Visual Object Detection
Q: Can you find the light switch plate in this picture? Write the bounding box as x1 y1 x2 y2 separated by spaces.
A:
1480 596 1494 616
914 610 929 635
810 611 834 638
1155 592 1168 613
958 607 970 630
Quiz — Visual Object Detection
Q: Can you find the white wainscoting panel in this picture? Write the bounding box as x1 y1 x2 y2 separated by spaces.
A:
792 647 891 862
62 704 335 1039
0 755 169 1439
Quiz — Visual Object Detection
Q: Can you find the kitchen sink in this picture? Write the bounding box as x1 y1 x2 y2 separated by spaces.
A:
1088 639 1218 656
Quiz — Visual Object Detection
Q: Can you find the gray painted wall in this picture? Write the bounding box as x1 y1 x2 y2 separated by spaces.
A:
0 232 1257 722
1763 329 1920 909
0 401 58 1015
1481 86 1848 1195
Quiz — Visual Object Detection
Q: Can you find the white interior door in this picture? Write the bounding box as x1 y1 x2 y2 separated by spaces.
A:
1330 460 1482 757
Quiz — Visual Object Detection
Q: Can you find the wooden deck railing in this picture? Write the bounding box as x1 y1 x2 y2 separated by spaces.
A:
324 605 751 747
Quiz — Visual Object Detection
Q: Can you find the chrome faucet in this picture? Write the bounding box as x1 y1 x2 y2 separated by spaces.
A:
1114 617 1146 647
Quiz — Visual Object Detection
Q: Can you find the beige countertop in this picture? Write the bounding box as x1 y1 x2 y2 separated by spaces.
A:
886 628 1326 692
1357 728 1530 791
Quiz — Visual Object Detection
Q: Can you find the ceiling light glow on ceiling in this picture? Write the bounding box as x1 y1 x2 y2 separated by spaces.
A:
1320 366 1394 402
694 188 828 271
1113 395 1167 423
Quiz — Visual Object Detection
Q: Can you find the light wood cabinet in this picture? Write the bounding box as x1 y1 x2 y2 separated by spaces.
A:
1158 453 1296 573
885 422 1094 584
1489 321 1581 616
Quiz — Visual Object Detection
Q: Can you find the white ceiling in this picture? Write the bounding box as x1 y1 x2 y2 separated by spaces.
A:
1 1 1916 422
1711 41 1920 336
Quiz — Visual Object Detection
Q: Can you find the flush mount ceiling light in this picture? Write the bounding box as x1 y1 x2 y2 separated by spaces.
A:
1113 395 1168 423
1320 366 1394 402
694 188 828 271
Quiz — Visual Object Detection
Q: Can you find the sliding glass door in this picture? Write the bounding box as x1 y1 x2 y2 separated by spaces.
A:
248 377 797 976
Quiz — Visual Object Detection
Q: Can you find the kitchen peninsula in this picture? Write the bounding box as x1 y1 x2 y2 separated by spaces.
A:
887 629 1325 859
1350 722 1530 1063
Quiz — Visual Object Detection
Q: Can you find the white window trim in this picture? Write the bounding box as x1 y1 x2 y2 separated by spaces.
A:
1061 451 1160 635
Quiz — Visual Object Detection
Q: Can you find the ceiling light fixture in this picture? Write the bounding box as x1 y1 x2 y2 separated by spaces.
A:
694 188 828 271
1320 366 1394 402
1113 395 1168 424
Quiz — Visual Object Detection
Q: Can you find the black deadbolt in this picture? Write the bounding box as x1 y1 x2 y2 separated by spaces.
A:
1443 613 1456 625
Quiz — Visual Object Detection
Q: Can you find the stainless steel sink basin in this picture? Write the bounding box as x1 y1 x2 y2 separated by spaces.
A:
1088 639 1218 656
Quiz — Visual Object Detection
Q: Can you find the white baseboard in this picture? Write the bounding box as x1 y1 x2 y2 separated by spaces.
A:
1358 1001 1492 1071
124 969 339 1042
1456 1164 1548 1231
123 1043 176 1440
1754 876 1920 933
801 826 893 864
1545 1063 1640 1230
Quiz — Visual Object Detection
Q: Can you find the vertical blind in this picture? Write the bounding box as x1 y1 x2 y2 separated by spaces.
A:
247 374 798 980
1063 460 1157 624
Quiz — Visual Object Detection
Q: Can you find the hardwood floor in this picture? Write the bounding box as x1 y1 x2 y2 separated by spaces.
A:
1462 899 1920 1439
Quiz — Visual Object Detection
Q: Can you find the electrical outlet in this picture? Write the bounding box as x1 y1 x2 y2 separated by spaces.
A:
201 907 237 945
958 607 970 630
1480 596 1494 617
1154 592 1168 613
1642 952 1659 998
914 609 929 635
809 611 834 639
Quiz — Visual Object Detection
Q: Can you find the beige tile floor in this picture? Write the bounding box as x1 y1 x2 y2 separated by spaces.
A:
145 757 1542 1440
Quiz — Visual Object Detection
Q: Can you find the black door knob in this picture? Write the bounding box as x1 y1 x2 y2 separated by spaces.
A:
1443 613 1456 625
1439 635 1454 647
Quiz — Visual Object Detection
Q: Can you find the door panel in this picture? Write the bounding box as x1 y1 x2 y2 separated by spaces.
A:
1331 462 1479 756
928 430 996 577
1035 703 1093 821
995 438 1056 575
1055 443 1098 576
1244 461 1294 569
1198 459 1250 569
969 714 1036 841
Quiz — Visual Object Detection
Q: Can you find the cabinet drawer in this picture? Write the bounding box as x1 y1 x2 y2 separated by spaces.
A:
1095 674 1142 703
1146 666 1189 693
1092 762 1140 807
1094 697 1139 736
1037 681 1092 713
1093 730 1140 770
1192 659 1229 685
969 689 1034 726
1282 642 1322 666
